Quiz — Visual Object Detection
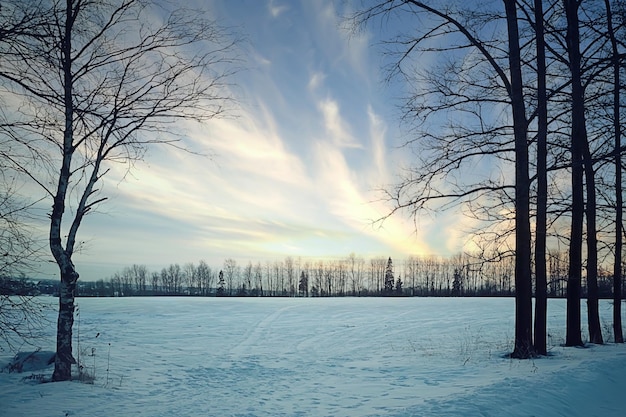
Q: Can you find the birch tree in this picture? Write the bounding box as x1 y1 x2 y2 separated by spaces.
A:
0 0 238 381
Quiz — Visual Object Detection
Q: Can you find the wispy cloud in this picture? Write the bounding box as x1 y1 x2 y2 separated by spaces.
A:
308 71 325 92
268 0 289 18
367 106 388 183
306 1 373 83
318 98 362 149
57 0 477 281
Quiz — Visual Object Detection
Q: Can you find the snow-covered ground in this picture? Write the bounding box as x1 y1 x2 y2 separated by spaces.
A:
1 297 625 417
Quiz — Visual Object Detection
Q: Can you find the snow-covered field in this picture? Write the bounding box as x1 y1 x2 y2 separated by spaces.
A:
1 296 625 417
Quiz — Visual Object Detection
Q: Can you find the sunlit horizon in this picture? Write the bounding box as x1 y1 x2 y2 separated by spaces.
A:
28 0 480 281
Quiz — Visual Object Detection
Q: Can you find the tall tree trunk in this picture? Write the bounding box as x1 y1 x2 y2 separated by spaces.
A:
52 263 79 381
533 0 548 356
583 141 603 344
505 0 533 358
605 0 624 344
565 0 584 347
52 0 77 381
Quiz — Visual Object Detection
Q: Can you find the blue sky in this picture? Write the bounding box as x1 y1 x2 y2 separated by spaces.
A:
49 0 477 280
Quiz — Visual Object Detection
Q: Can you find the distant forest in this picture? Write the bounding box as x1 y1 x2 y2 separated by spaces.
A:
5 251 620 299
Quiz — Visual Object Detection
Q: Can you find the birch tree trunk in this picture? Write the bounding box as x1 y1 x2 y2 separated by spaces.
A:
51 0 78 381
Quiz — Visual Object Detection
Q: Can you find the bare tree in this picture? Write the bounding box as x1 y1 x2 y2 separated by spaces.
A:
538 0 626 346
351 0 534 356
0 1 56 352
183 262 197 295
0 0 239 380
254 262 263 296
285 256 295 297
196 260 214 296
242 261 253 296
403 256 419 297
348 253 365 296
150 271 159 293
0 176 44 280
0 0 52 347
605 0 624 344
530 0 549 356
504 0 533 358
0 1 50 46
223 259 239 296
261 261 270 296
0 178 49 352
563 0 585 347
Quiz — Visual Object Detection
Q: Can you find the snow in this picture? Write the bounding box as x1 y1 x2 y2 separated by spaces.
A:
1 297 625 417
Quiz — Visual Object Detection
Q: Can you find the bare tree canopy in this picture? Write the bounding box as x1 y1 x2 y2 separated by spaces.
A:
0 177 49 353
349 0 626 356
0 0 53 355
0 0 240 381
350 0 534 357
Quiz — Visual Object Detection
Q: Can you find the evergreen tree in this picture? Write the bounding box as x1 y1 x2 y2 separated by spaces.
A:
452 269 462 297
298 271 308 297
216 270 225 297
384 257 394 295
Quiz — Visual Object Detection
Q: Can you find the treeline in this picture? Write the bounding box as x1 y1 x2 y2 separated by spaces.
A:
77 252 625 298
0 276 58 296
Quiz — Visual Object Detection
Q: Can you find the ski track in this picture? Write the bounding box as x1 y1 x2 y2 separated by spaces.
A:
229 304 297 357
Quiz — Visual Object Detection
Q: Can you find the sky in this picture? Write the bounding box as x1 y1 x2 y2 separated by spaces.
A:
37 0 477 281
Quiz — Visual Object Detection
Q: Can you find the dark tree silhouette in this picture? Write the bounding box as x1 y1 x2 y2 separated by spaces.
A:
564 0 585 347
452 269 462 297
299 271 309 297
532 0 549 357
605 0 624 344
504 0 533 358
384 257 394 295
217 271 226 297
395 277 403 295
350 0 534 357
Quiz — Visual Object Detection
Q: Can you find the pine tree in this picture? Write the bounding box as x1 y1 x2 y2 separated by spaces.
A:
452 269 462 297
298 271 308 297
216 270 225 297
384 257 394 295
